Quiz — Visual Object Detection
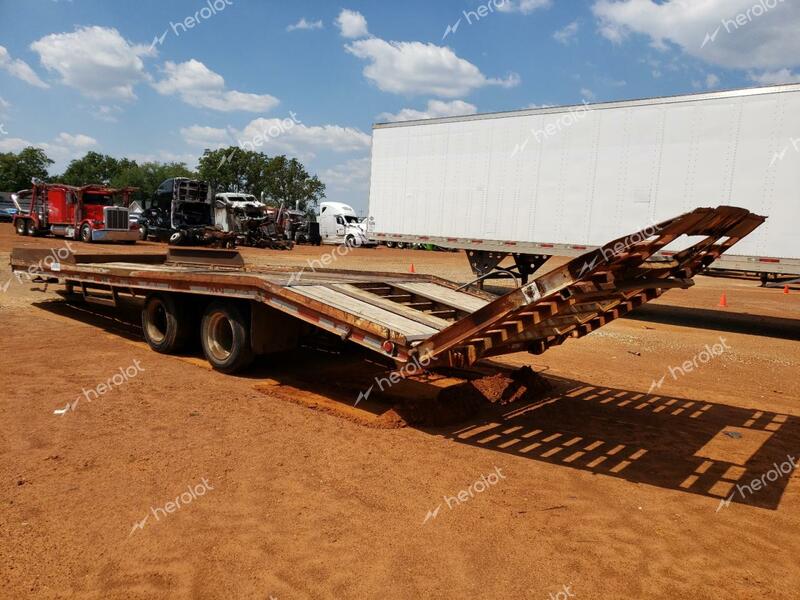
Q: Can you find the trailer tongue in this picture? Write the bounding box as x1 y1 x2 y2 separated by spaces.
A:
10 206 764 373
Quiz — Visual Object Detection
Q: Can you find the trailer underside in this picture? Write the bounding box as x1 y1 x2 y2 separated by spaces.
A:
10 206 765 372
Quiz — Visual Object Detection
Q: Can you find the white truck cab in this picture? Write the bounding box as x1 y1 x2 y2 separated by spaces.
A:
214 193 265 233
318 201 375 247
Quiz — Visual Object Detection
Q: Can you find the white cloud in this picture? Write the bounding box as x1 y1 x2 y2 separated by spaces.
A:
705 73 720 88
180 125 231 148
93 104 123 123
749 68 800 85
592 0 800 75
497 0 552 14
0 45 49 88
0 137 31 152
236 118 371 159
580 87 596 101
336 9 370 38
152 60 279 112
377 99 477 122
30 26 151 99
554 21 580 45
346 38 520 97
0 131 98 167
54 132 97 149
287 17 323 32
321 157 371 191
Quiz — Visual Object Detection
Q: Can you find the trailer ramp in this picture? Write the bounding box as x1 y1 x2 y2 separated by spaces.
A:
416 206 765 366
10 206 764 369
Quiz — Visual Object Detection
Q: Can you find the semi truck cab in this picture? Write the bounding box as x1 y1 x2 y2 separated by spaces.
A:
12 182 138 243
318 201 375 247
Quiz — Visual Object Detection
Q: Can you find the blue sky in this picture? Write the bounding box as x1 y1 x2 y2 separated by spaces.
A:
1 0 799 211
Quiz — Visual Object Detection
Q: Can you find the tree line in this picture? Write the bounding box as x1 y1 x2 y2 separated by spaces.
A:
0 146 326 213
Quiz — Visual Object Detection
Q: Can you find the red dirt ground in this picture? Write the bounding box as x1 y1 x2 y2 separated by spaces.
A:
1 224 800 599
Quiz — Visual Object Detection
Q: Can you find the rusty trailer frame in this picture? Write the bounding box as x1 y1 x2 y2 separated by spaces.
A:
10 206 764 371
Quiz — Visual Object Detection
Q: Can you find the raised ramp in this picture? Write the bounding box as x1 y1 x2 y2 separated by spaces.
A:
416 206 765 366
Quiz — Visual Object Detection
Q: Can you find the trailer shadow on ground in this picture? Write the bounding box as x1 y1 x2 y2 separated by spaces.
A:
625 304 800 341
441 376 800 511
33 297 800 511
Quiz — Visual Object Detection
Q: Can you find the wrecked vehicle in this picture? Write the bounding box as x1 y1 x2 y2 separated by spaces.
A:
215 193 293 250
138 178 237 247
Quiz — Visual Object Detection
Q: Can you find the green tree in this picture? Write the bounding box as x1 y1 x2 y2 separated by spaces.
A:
59 151 125 185
0 146 54 191
262 156 325 213
110 161 196 204
197 147 325 212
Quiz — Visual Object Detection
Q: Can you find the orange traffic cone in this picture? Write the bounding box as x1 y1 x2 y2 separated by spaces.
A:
784 285 790 295
718 292 728 308
409 263 415 274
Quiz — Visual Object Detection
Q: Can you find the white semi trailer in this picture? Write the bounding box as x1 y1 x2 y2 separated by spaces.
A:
368 83 800 283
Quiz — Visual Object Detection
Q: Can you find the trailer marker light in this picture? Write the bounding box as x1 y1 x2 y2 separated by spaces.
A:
382 340 397 355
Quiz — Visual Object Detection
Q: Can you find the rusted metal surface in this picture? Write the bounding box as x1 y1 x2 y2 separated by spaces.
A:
415 206 765 366
9 206 765 366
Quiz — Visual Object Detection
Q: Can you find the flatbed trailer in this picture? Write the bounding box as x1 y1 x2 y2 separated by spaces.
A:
10 206 764 374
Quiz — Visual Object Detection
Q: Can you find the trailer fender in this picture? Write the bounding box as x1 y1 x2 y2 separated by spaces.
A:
250 302 302 355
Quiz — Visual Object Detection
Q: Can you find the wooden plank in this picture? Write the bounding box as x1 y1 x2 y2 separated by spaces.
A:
331 284 452 331
291 285 438 337
393 282 489 313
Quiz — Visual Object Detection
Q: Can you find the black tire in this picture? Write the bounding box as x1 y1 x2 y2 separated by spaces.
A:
80 223 92 243
15 219 28 236
141 294 193 353
138 224 148 240
26 220 38 236
345 234 357 247
200 301 254 374
385 241 395 249
169 230 184 245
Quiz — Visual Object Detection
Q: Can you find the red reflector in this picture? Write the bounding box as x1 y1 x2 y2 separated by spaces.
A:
541 244 554 248
759 258 780 263
572 245 587 250
382 340 396 355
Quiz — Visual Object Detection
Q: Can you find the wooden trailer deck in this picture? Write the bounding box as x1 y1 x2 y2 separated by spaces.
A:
10 206 765 369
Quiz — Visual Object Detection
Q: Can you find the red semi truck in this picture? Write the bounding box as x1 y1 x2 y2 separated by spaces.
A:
12 181 138 243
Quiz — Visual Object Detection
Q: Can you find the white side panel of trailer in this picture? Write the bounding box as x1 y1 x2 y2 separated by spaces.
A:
369 85 800 262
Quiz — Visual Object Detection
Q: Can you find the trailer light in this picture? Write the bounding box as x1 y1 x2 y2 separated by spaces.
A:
382 340 397 355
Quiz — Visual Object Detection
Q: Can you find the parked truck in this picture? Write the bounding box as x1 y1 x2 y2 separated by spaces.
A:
10 206 763 373
138 178 236 247
318 201 376 247
12 181 138 243
369 83 800 284
214 192 293 249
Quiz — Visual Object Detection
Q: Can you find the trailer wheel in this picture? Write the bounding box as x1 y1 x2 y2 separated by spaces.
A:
26 220 38 236
15 219 28 236
200 301 255 374
80 223 93 243
142 294 192 353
